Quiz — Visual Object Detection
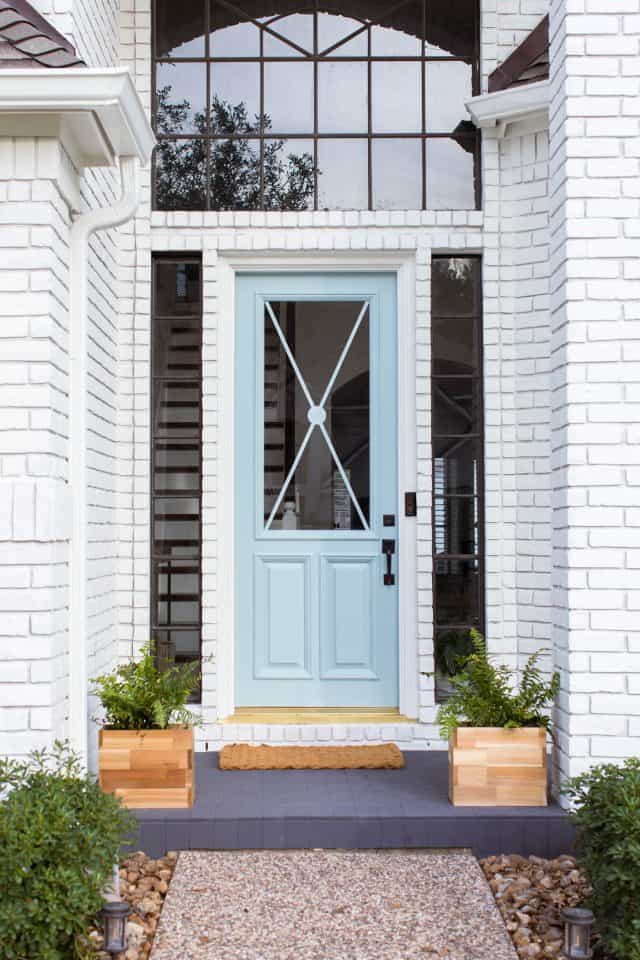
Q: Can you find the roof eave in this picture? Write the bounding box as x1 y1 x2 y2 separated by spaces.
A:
0 66 155 167
466 79 549 138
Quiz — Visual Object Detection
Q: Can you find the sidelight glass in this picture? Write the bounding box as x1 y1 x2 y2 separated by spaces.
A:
151 257 202 674
263 300 370 531
432 256 483 700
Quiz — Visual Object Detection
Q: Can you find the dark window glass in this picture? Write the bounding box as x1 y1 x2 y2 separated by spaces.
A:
370 0 422 56
153 0 481 210
154 140 207 210
263 300 370 531
426 0 476 59
156 0 205 58
211 63 261 128
432 256 483 701
210 139 261 209
151 258 202 683
372 139 422 210
156 62 207 134
318 62 368 134
317 138 368 209
427 137 477 210
371 61 421 133
264 61 314 133
425 61 472 132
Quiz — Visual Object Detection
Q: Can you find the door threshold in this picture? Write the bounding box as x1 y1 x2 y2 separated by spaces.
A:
221 707 411 725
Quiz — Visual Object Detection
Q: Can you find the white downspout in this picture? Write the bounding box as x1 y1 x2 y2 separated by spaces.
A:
69 155 140 767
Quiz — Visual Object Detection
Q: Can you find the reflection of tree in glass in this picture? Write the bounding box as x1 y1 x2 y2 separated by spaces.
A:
155 86 315 210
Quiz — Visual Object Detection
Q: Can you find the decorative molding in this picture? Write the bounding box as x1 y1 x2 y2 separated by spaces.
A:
466 79 549 139
0 67 155 169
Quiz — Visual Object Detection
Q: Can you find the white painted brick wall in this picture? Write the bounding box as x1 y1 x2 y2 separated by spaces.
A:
0 140 72 757
498 130 553 676
0 2 121 763
482 0 550 89
549 0 640 783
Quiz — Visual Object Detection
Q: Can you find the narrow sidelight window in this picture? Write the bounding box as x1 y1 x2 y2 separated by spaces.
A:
151 257 203 684
431 256 483 700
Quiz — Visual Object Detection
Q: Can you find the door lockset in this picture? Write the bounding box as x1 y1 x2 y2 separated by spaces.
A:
382 538 395 586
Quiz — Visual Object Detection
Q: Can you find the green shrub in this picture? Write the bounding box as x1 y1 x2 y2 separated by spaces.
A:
0 742 133 960
436 630 560 739
563 757 640 960
92 640 201 730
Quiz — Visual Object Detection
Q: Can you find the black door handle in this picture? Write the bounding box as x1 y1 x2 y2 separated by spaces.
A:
382 539 395 586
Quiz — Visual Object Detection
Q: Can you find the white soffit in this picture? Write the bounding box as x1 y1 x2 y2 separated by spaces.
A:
465 79 549 138
0 66 155 168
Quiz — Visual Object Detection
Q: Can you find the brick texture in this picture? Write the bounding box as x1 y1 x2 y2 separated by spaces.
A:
549 0 640 783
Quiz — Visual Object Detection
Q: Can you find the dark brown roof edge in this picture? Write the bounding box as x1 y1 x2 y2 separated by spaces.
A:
488 15 548 94
0 0 85 67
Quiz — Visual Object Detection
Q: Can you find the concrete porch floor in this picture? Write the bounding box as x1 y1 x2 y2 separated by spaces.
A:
132 751 574 860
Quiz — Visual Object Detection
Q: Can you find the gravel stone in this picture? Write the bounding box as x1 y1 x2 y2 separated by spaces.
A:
150 849 518 960
480 854 591 960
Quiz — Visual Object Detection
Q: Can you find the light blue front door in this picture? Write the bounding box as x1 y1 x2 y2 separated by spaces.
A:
235 273 398 707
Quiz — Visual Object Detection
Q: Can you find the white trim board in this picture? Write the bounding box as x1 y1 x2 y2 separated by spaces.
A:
466 79 549 139
216 251 419 721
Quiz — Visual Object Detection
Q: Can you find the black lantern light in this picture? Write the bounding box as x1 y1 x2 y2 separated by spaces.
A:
101 899 130 956
562 907 594 960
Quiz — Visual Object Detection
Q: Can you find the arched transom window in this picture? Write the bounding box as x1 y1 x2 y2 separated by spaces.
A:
153 0 480 211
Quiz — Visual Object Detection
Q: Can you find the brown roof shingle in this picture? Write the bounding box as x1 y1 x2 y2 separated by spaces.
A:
488 16 549 94
0 0 85 68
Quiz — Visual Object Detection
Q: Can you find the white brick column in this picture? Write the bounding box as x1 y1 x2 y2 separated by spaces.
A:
549 0 640 785
0 138 72 756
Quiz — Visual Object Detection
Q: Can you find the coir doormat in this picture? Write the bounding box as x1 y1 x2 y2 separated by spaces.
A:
219 743 404 770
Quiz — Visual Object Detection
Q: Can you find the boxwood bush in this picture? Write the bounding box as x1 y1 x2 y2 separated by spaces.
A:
0 741 134 960
563 756 640 960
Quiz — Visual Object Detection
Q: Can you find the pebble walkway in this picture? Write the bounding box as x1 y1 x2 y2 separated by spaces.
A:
150 849 518 960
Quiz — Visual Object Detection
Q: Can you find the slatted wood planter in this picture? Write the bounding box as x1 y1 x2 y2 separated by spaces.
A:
98 728 194 809
449 726 547 807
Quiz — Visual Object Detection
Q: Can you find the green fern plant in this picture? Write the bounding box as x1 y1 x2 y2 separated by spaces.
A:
436 630 560 740
92 641 201 730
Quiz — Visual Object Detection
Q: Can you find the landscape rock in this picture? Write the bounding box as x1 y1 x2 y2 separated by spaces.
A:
87 852 176 958
480 854 590 960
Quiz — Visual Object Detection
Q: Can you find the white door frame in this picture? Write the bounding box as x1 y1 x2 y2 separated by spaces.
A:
216 251 418 720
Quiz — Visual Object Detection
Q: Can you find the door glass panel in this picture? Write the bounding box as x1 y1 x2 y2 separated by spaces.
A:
263 300 370 531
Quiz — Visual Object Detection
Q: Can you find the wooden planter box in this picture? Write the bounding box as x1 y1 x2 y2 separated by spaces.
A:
98 727 194 809
449 726 547 807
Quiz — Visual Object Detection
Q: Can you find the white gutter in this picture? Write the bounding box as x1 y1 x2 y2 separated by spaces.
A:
68 156 141 765
466 79 549 138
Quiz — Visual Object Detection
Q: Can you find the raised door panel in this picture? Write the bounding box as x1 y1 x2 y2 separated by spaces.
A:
320 555 377 680
254 555 313 679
